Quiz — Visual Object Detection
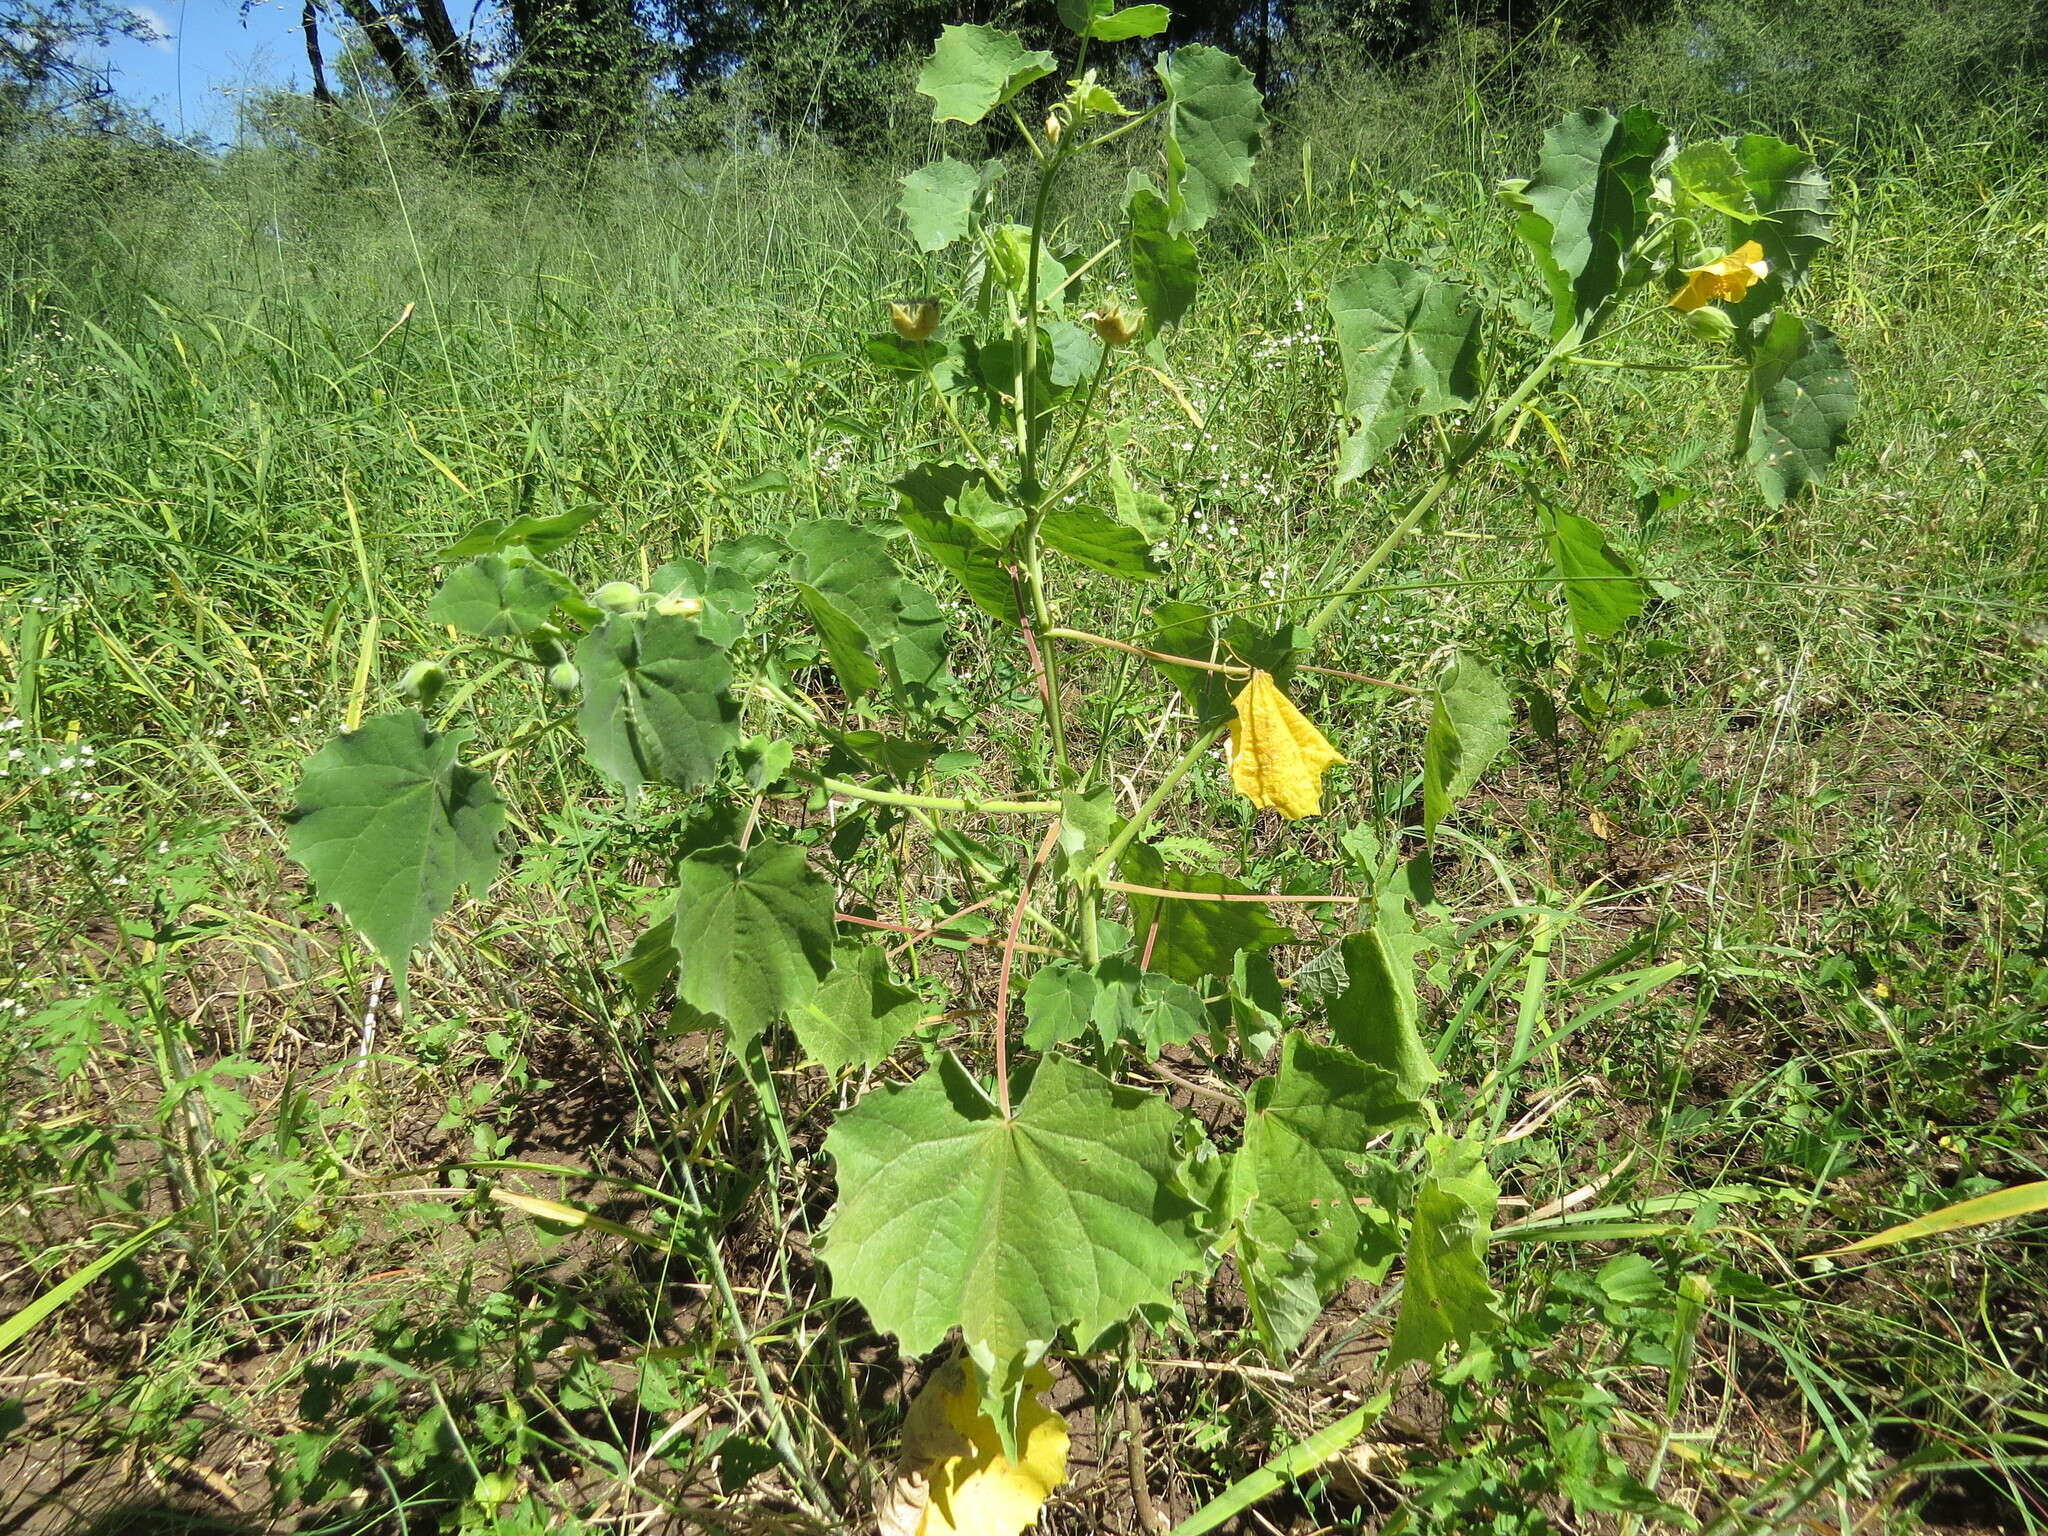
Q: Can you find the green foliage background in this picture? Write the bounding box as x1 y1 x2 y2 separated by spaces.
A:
1 0 2046 1530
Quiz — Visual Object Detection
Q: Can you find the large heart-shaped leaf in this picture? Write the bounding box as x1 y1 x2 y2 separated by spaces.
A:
647 557 757 649
1738 312 1856 506
1040 505 1162 581
425 555 573 639
1324 928 1438 1100
1228 1035 1421 1354
1546 509 1647 643
917 25 1055 125
574 613 739 803
790 939 924 1076
1120 840 1288 986
1157 44 1264 233
1514 108 1669 338
821 1054 1204 1371
1422 652 1511 839
1329 259 1481 482
1729 134 1831 317
1386 1132 1506 1372
895 465 1023 625
288 710 504 997
899 156 984 254
1126 183 1197 337
671 841 837 1045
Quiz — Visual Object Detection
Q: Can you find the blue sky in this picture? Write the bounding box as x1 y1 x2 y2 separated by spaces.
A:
98 0 308 136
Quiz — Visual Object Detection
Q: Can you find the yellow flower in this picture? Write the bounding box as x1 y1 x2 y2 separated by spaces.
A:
1669 240 1769 313
890 299 940 343
1227 669 1346 820
876 1357 1069 1536
1084 306 1143 347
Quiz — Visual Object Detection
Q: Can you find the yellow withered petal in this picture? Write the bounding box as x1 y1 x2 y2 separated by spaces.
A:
1669 239 1770 313
877 1358 1070 1536
1227 670 1346 820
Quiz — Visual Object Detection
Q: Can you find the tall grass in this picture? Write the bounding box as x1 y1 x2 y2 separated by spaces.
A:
2 4 2045 1530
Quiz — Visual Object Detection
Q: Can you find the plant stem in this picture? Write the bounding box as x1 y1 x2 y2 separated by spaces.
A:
1304 323 1587 643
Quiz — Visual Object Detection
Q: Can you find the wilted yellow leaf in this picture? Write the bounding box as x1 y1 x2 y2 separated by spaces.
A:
1227 669 1346 820
877 1357 1069 1536
1670 240 1769 313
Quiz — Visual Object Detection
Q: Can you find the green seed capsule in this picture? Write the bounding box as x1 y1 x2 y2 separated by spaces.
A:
593 581 642 614
1683 304 1737 344
398 659 446 708
547 661 581 700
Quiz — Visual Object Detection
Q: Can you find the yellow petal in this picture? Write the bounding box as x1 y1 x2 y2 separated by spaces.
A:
1227 670 1346 820
882 1358 1070 1536
1670 239 1769 311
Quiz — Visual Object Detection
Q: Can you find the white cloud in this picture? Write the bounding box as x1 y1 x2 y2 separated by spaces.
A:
130 5 174 50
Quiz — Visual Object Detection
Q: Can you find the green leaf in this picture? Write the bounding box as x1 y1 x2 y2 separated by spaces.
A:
1229 1035 1421 1354
1386 1132 1506 1372
1328 259 1481 483
711 532 788 585
425 555 572 639
1088 3 1169 39
794 583 885 700
1108 452 1174 541
1515 108 1670 338
917 25 1055 126
1738 313 1856 506
574 614 739 803
957 481 1027 549
1669 141 1755 221
1061 0 1170 38
1044 318 1102 386
1126 184 1197 337
821 1053 1205 1368
790 940 924 1075
647 557 757 649
892 470 1023 626
1056 786 1120 876
1120 840 1289 986
1091 958 1207 1058
439 504 600 560
671 842 836 1045
617 899 678 1007
1157 45 1264 234
1023 962 1099 1050
899 156 983 253
786 519 908 644
288 711 504 994
1040 505 1163 581
1546 510 1647 643
1814 1179 2048 1258
1422 652 1511 839
1730 134 1831 309
1324 928 1438 1100
1143 601 1233 722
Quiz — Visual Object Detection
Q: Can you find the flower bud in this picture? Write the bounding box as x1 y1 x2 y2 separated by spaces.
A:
654 594 704 618
546 661 581 700
1683 304 1737 344
593 580 642 615
888 299 939 343
1086 307 1143 348
1044 109 1063 145
398 659 446 708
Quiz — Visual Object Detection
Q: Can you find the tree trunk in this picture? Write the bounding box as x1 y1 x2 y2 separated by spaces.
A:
332 0 439 125
302 0 334 105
